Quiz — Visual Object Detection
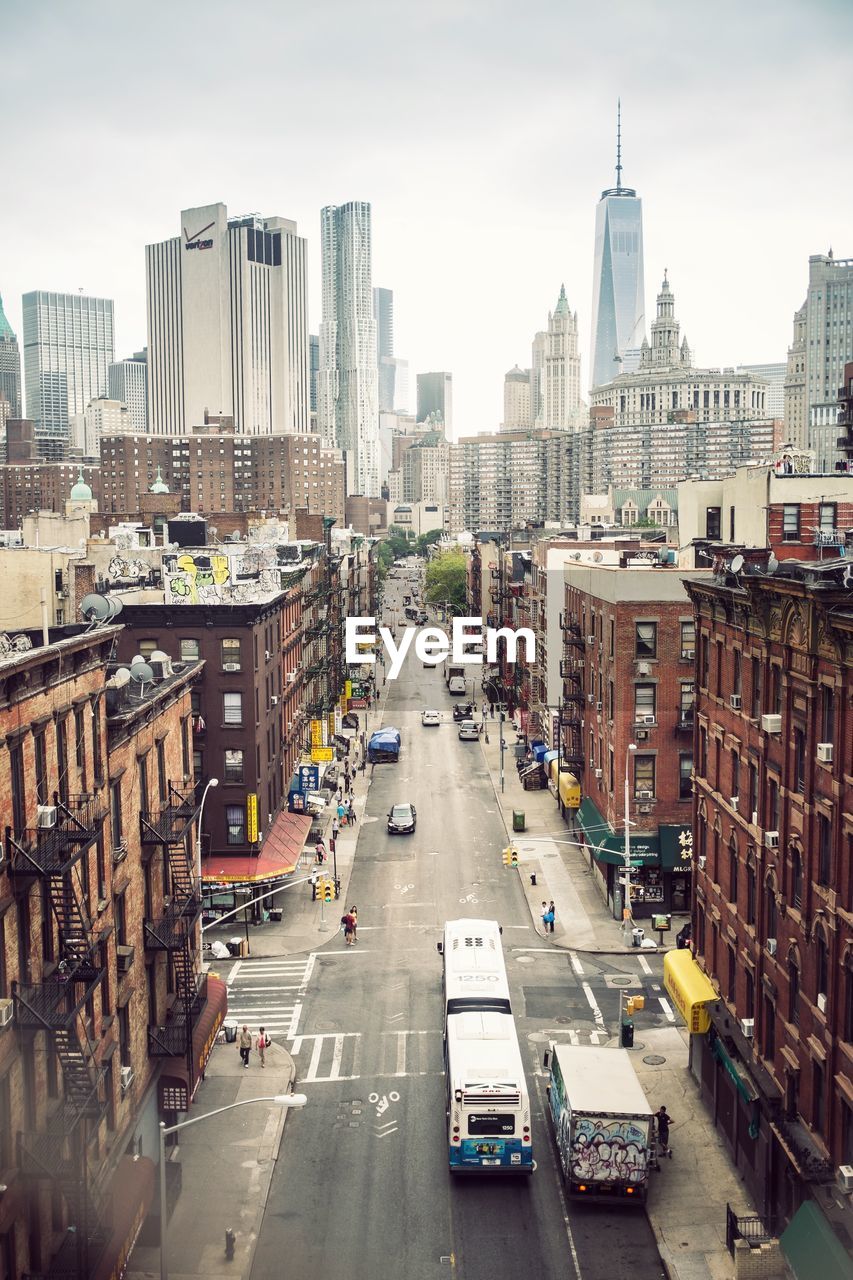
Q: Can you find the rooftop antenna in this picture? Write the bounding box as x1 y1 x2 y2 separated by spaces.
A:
615 98 623 193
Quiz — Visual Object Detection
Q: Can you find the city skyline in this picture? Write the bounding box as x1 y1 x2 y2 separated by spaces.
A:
1 1 851 437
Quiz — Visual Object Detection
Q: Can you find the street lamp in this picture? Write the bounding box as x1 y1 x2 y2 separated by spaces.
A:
623 744 637 941
158 1094 307 1280
196 777 219 875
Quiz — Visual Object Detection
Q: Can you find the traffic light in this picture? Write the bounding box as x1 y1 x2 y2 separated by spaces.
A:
322 880 334 903
502 846 519 868
625 998 635 1017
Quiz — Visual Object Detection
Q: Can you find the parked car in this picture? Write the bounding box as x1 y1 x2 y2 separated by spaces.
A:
458 719 480 741
387 802 417 834
417 610 428 624
421 708 441 726
452 702 475 722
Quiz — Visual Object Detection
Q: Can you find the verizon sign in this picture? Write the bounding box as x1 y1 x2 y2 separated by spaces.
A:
183 220 214 251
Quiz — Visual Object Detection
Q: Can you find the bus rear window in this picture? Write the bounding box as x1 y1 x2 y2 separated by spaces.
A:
467 1114 515 1136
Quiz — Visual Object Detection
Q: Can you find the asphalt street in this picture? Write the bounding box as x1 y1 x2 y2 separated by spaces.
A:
244 573 667 1280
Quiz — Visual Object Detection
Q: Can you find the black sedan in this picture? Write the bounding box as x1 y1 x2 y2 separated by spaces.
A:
387 802 417 834
452 701 475 722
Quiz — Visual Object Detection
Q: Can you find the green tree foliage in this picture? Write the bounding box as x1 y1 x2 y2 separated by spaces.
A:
414 528 443 556
424 550 467 613
376 527 415 580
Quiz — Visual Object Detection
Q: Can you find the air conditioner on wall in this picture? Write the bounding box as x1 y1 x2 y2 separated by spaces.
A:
0 998 13 1028
636 662 650 677
766 938 777 956
594 768 603 779
740 1018 755 1039
37 805 58 829
637 790 653 800
586 636 596 645
837 1166 853 1194
817 743 833 764
761 713 782 734
681 648 695 660
636 729 648 741
120 1066 134 1092
223 662 240 672
640 714 656 725
730 694 742 710
765 831 779 849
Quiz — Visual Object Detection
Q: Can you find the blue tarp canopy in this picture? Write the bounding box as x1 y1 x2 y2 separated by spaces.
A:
369 728 401 748
532 744 549 762
543 750 559 764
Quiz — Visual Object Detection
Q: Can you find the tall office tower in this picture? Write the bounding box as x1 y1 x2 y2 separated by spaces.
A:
589 103 646 391
737 363 786 420
374 287 394 362
503 366 532 430
22 290 114 459
0 294 22 418
417 371 453 434
108 349 148 431
784 251 853 467
146 203 309 436
531 284 582 429
318 201 380 495
373 286 409 414
309 334 319 414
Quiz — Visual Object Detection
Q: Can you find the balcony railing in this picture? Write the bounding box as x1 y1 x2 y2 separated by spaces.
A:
140 784 198 846
144 900 200 951
147 974 208 1056
5 794 105 878
13 971 104 1031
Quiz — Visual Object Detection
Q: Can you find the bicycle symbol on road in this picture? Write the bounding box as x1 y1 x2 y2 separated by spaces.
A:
394 883 415 895
458 892 479 905
369 1090 400 1117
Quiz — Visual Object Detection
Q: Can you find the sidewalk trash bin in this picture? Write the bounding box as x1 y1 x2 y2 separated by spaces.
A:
269 909 282 922
226 939 241 957
512 810 526 833
223 1019 238 1043
632 927 644 948
620 1020 634 1049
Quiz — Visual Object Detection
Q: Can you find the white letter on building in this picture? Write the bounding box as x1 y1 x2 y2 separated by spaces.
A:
415 627 450 665
486 626 536 665
346 617 376 665
380 625 415 680
452 617 484 664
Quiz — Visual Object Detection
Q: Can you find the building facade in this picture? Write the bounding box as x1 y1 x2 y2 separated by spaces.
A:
0 293 22 419
70 396 131 458
108 350 148 432
146 203 310 437
531 285 582 429
449 430 582 533
317 201 380 495
503 366 532 430
22 291 115 459
784 252 853 466
416 371 453 435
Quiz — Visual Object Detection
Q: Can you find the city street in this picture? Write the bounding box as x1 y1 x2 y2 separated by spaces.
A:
242 577 668 1280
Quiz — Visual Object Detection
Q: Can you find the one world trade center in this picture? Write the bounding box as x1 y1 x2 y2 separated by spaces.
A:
589 103 646 390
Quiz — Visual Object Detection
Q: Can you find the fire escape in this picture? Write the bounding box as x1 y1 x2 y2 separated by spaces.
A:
143 785 207 1081
6 793 111 1280
559 612 586 775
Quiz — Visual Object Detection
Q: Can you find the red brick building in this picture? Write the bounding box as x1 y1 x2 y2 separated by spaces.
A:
684 553 853 1226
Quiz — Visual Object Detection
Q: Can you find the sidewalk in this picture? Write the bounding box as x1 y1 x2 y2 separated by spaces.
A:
128 1039 297 1280
477 719 755 1280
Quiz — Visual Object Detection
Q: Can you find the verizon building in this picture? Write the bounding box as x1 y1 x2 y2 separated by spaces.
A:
146 202 310 435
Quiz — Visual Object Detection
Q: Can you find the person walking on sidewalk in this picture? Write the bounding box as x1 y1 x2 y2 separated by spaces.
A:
315 838 326 865
349 905 358 942
542 902 555 934
359 756 367 776
655 1105 672 1158
347 800 357 826
332 816 340 839
547 901 556 933
238 1026 252 1068
257 1026 268 1068
337 800 347 827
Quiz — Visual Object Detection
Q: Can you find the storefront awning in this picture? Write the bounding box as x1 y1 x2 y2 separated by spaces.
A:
91 1155 156 1280
659 824 694 870
664 949 718 1033
576 797 660 866
201 811 312 884
781 1201 853 1280
159 976 228 1112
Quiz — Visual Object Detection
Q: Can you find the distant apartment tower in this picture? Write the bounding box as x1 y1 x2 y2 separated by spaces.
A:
589 104 646 390
318 201 380 495
70 396 131 457
23 290 114 459
738 362 786 420
0 292 22 417
417 371 453 434
532 284 582 429
503 366 532 430
784 251 853 467
146 202 309 436
108 348 148 431
309 334 319 414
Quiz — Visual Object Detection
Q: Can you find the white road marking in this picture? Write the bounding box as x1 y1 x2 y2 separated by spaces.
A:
234 986 302 993
307 1038 324 1081
329 1035 344 1079
569 952 584 975
589 1030 604 1045
638 956 653 974
226 961 242 987
396 1033 407 1076
582 982 606 1029
659 997 676 1022
287 1002 302 1038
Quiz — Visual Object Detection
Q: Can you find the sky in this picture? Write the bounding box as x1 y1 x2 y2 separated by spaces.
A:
2 0 853 438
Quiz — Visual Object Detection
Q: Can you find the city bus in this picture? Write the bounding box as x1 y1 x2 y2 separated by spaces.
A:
437 919 533 1174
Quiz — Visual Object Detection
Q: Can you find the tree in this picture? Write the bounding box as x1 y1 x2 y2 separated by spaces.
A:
424 549 467 614
415 528 443 557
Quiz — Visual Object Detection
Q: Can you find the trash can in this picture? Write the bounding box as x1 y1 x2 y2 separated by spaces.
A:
632 927 644 948
223 1018 238 1044
227 937 242 957
620 1020 634 1049
512 810 526 833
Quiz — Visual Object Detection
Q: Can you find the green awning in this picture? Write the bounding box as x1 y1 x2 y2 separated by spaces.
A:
711 1033 757 1105
659 824 694 870
576 798 660 867
781 1201 853 1280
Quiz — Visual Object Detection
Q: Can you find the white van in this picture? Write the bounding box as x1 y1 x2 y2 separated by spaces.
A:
448 676 467 696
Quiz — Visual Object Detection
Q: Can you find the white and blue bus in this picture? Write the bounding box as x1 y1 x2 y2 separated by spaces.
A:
437 919 533 1174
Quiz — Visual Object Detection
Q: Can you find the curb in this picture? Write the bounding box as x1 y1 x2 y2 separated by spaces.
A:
242 1046 297 1280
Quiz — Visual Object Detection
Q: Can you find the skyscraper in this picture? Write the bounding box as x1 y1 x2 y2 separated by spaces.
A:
22 290 114 458
373 286 409 414
589 103 646 391
318 201 380 495
145 202 309 436
108 349 148 432
417 371 453 434
531 284 582 429
0 294 22 418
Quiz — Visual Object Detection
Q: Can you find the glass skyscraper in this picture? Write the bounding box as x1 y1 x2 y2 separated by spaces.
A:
0 294 22 418
589 107 646 391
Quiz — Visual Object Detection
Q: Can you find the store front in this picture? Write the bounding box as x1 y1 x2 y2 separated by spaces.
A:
575 800 691 919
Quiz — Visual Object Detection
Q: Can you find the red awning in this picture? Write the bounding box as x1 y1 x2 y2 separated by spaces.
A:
91 1154 156 1280
158 976 228 1113
201 811 312 884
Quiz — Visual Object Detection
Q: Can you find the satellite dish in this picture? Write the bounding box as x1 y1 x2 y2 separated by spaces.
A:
130 654 148 668
113 667 131 685
105 596 123 620
128 663 154 688
592 551 603 563
767 554 779 574
80 594 111 623
572 552 582 560
730 554 744 575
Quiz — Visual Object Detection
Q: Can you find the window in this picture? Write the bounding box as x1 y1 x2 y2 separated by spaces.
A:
750 657 762 720
118 1004 131 1068
115 891 127 947
226 804 245 845
180 638 200 663
635 622 657 659
768 776 780 831
844 957 853 1043
92 700 103 781
34 732 48 805
223 693 243 726
634 684 656 722
634 755 655 797
728 838 738 905
813 1060 825 1135
733 650 742 697
181 717 190 777
748 762 758 822
224 749 244 783
820 684 835 746
818 813 832 886
138 639 158 660
782 504 801 541
221 638 242 670
763 994 776 1060
156 739 167 803
110 781 123 846
727 945 736 1002
137 754 149 812
679 755 693 800
770 666 782 715
74 706 86 784
193 750 203 783
700 635 710 688
714 641 724 698
793 727 806 793
608 619 615 658
818 502 837 532
706 507 721 539
608 680 615 720
55 719 68 803
765 879 777 943
816 932 829 1005
791 849 803 911
745 969 755 1019
746 850 757 925
680 620 695 658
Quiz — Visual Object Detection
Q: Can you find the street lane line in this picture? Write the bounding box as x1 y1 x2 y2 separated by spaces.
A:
582 981 606 1028
287 1002 302 1038
226 961 242 987
234 986 302 992
307 1037 324 1081
569 952 584 975
329 1035 344 1079
638 956 653 974
395 1033 407 1076
659 997 676 1022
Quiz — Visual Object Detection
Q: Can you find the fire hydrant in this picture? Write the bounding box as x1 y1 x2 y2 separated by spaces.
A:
225 1228 236 1260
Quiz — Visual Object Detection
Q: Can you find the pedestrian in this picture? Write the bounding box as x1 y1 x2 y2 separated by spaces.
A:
360 757 367 775
347 801 357 825
655 1106 671 1156
341 909 354 945
548 900 556 933
482 701 488 719
490 703 495 719
541 902 554 934
238 1025 252 1068
332 816 340 839
257 1026 268 1068
337 800 347 826
315 839 326 865
350 905 358 942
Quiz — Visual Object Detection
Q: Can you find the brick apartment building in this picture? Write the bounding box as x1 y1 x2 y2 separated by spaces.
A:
684 553 853 1226
0 624 223 1278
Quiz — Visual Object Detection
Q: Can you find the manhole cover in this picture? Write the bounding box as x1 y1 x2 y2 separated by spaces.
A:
554 1016 571 1024
515 955 535 964
643 1054 666 1065
609 976 635 987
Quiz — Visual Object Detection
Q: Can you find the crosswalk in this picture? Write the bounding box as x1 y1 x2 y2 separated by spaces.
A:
224 954 315 1039
290 1029 445 1084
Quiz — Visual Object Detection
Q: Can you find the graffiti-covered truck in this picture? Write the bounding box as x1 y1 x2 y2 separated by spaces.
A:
544 1043 653 1203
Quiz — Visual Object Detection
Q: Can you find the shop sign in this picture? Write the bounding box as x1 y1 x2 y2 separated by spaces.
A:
310 719 324 749
298 764 319 793
311 746 334 763
246 793 258 844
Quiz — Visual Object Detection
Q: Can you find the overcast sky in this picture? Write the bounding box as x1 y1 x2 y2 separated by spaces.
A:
2 0 852 437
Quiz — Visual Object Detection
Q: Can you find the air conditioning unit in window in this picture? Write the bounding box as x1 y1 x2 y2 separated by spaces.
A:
639 714 656 725
116 944 135 974
740 1017 755 1039
681 648 695 660
636 729 649 741
37 805 58 829
594 768 603 779
730 797 739 810
0 997 14 1028
730 694 742 710
766 938 777 956
765 831 779 850
637 789 653 801
817 743 833 764
817 993 827 1014
120 1066 134 1092
270 695 279 705
638 804 651 815
698 855 706 871
586 635 596 645
761 713 782 734
595 701 602 712
223 663 240 672
636 662 650 677
837 1166 853 1194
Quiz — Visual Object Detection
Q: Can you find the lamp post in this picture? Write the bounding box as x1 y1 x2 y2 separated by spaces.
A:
623 743 637 941
195 776 219 891
158 1094 307 1280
